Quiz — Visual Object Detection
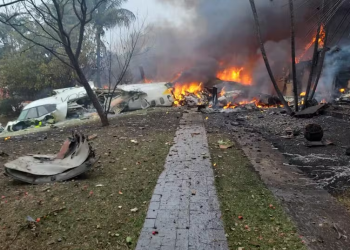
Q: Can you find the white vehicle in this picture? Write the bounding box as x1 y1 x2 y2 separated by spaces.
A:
3 84 93 132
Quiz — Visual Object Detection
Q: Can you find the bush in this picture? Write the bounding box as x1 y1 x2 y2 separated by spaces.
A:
0 98 23 116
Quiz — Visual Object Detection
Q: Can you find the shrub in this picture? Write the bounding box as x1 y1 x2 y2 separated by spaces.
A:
0 98 23 116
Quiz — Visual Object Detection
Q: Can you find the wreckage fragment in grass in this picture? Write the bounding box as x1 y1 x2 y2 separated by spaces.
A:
4 132 96 184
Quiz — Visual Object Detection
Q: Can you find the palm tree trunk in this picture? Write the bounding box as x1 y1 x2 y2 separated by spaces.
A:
303 0 325 109
302 25 321 109
310 25 329 100
289 0 298 112
249 0 293 115
96 26 102 88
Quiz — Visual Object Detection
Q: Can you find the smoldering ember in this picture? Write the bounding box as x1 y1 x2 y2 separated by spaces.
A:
3 0 350 249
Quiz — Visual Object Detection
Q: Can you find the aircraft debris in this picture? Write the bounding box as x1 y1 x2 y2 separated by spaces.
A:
4 132 96 184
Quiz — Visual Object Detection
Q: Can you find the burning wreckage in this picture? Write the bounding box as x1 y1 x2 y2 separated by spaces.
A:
4 44 350 135
3 59 350 184
0 77 288 135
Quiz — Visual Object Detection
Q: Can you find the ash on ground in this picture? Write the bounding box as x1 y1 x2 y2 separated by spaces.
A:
205 108 350 193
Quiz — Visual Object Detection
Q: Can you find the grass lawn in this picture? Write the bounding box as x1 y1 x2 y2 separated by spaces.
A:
336 192 350 212
0 108 181 250
207 132 307 250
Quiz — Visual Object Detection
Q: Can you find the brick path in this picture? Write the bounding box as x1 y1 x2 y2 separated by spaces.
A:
135 112 229 250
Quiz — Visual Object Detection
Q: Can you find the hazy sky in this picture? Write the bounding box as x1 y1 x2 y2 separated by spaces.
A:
107 0 190 46
122 0 189 26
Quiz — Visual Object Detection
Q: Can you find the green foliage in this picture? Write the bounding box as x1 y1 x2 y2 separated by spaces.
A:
94 2 135 31
0 98 23 116
0 52 42 98
0 1 135 100
0 11 97 101
0 50 75 100
91 0 135 86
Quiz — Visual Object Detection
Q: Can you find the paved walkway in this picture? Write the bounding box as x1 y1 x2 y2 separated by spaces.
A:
136 112 229 250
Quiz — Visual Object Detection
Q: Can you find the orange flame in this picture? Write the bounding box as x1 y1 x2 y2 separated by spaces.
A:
171 72 182 82
216 67 252 85
220 87 226 97
222 98 283 110
171 82 203 105
223 102 232 109
144 78 153 83
340 88 346 93
296 25 326 63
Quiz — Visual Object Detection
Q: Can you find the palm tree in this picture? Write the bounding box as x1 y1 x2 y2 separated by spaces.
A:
249 0 293 115
289 0 299 112
92 0 135 88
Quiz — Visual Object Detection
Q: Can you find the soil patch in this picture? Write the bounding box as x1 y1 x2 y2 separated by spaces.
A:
213 109 350 192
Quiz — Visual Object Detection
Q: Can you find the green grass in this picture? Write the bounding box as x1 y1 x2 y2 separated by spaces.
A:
0 109 180 250
336 192 350 212
208 133 307 250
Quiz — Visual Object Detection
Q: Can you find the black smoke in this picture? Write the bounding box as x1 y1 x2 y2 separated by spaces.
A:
131 0 320 93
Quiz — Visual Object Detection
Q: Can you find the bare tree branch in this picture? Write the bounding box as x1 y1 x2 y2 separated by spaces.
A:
0 0 111 126
21 3 62 44
0 0 24 8
74 0 87 58
2 20 72 68
105 19 146 113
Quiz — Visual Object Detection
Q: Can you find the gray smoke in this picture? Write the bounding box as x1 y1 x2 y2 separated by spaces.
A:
318 46 350 100
131 0 317 93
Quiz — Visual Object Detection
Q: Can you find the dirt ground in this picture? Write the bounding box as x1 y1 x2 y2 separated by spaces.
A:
3 105 350 249
215 108 350 192
204 109 350 250
0 108 181 250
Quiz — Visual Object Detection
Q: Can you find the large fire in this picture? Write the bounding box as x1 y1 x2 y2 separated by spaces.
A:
169 65 253 105
216 67 252 85
171 82 203 105
296 25 326 63
222 98 282 110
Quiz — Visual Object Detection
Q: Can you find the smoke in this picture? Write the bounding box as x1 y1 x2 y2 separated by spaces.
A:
131 0 316 92
317 46 350 100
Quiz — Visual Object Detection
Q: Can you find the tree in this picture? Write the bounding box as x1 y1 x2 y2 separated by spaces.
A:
309 26 329 100
0 0 24 8
0 50 50 99
0 14 96 100
289 0 298 112
104 20 146 113
91 0 135 88
1 0 111 126
249 0 292 115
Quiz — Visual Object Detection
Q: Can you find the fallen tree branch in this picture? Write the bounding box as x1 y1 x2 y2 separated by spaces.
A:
10 206 67 244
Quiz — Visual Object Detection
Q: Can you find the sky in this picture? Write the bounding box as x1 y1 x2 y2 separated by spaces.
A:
122 0 189 26
106 0 191 48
